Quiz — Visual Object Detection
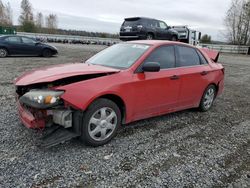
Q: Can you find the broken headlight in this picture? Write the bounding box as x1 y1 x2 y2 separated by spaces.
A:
20 90 64 109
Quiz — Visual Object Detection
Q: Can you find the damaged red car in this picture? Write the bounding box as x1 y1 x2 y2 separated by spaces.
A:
15 41 224 147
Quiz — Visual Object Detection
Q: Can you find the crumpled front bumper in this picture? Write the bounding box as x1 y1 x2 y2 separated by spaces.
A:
17 101 46 129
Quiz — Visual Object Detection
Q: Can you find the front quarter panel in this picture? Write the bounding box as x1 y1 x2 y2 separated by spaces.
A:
57 71 135 122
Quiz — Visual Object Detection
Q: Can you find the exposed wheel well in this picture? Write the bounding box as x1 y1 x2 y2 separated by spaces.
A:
173 35 178 39
43 48 51 52
147 32 154 38
96 94 126 124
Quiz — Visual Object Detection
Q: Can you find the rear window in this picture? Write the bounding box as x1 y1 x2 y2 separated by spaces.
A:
123 19 141 27
5 36 22 43
176 46 201 67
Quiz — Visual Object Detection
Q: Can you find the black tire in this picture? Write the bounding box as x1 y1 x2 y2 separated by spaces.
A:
42 49 52 57
146 33 154 40
199 85 216 112
0 48 8 58
171 35 177 41
80 98 121 146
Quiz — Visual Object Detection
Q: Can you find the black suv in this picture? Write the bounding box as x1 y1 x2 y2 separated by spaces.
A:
119 17 179 41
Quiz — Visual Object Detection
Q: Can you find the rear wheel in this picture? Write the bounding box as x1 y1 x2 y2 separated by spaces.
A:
42 49 52 57
0 48 8 58
171 35 177 41
80 98 121 146
199 85 216 112
146 33 154 40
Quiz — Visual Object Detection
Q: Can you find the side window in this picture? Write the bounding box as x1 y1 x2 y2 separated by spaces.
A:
176 46 200 67
22 37 36 44
197 50 208 64
159 21 167 29
5 37 22 43
144 46 175 69
149 20 158 28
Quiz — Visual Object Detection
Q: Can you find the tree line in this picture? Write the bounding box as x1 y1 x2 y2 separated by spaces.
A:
0 0 58 33
225 0 250 45
0 0 118 38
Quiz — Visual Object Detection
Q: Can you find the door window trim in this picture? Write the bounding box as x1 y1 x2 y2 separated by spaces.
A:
174 44 208 67
4 36 22 43
135 44 210 73
135 44 177 73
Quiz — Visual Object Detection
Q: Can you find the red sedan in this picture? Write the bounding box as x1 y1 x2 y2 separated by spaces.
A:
15 41 224 147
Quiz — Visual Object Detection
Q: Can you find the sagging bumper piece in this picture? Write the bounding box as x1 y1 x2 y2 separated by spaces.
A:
17 100 72 129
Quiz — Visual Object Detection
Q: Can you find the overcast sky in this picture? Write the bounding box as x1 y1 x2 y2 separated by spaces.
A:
3 0 231 40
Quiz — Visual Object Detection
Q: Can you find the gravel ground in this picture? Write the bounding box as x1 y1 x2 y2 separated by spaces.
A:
0 44 249 187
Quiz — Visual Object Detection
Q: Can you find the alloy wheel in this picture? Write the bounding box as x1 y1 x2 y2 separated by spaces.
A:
146 34 153 40
88 107 117 141
203 88 215 109
0 49 7 57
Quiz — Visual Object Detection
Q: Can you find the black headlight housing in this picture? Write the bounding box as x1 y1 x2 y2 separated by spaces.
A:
19 90 64 109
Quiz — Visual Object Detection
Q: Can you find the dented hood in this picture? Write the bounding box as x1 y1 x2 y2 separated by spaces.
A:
15 63 120 86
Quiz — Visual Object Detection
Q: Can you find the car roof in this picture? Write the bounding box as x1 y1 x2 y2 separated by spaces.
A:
127 40 196 48
125 17 159 21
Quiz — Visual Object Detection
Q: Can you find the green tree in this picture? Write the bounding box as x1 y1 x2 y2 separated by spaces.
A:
200 34 212 43
19 0 36 32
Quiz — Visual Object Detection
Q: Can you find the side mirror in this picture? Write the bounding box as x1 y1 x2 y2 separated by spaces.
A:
142 62 160 72
166 26 171 30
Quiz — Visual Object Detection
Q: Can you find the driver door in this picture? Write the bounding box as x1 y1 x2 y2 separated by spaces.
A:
131 45 181 120
20 37 41 55
157 21 169 39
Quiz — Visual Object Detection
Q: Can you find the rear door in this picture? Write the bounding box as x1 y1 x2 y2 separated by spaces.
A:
175 45 211 108
3 36 23 55
132 45 181 120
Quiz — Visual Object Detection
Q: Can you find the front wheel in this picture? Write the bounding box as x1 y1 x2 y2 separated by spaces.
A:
0 48 8 58
199 85 216 112
171 35 177 41
80 98 121 146
42 49 52 57
146 33 154 40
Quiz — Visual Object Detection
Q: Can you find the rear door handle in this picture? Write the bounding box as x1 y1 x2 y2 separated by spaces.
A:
201 71 208 76
170 75 179 80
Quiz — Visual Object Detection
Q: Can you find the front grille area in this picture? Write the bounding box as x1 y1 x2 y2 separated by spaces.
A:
16 86 30 97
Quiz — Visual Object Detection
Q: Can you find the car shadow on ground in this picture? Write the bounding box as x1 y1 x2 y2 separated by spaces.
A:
29 108 200 152
4 55 58 58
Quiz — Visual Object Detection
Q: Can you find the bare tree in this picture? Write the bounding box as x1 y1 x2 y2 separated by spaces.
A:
225 0 250 45
0 0 13 26
242 1 250 44
5 2 12 25
19 0 34 24
0 0 5 25
46 14 58 33
36 12 44 28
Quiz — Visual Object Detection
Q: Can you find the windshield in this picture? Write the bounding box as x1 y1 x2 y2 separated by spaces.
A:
86 43 150 69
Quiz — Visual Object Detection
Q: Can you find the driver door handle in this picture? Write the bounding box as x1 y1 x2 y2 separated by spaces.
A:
201 71 208 76
170 75 179 80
